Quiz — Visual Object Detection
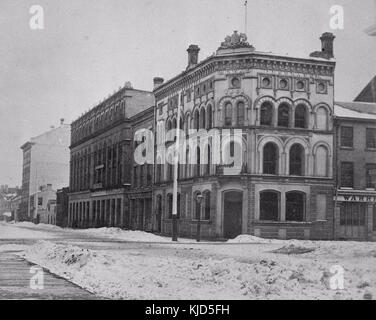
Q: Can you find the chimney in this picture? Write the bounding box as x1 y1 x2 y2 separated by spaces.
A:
187 45 200 70
310 32 335 59
60 118 65 125
320 32 335 58
153 77 164 89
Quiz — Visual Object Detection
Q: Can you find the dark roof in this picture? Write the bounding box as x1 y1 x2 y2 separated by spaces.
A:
354 76 376 103
335 101 376 115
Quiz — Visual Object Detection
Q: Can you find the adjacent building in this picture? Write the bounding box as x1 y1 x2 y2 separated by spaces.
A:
20 120 70 221
333 101 376 241
152 31 336 240
68 82 154 228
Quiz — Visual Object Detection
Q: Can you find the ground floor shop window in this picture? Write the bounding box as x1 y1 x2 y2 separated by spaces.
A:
340 202 366 227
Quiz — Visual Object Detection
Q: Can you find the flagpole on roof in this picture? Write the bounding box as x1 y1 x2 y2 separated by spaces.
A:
244 0 248 36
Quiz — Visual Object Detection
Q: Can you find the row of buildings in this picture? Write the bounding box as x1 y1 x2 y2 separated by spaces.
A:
18 31 376 241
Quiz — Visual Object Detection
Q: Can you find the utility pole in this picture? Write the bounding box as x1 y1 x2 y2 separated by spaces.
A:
172 96 182 241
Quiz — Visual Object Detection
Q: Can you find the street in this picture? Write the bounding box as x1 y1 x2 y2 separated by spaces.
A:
0 222 376 300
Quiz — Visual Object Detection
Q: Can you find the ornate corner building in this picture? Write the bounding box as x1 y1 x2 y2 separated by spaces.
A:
153 31 336 240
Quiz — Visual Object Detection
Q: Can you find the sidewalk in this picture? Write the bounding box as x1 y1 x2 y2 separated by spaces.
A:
0 252 97 300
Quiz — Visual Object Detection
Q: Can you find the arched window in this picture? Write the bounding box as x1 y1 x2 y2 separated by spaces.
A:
172 118 177 130
194 109 200 130
194 193 201 220
260 191 279 221
206 105 213 129
185 114 191 134
167 119 172 131
295 105 307 128
289 144 305 176
260 102 273 126
236 101 245 126
196 147 201 176
203 191 211 220
286 192 305 222
185 148 190 178
167 194 173 219
315 146 329 177
225 103 232 127
278 103 290 127
316 107 328 130
263 143 278 175
205 145 211 176
200 108 206 129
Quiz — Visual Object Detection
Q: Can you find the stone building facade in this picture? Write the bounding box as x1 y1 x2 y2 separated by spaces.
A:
152 31 336 240
333 102 376 241
68 83 154 228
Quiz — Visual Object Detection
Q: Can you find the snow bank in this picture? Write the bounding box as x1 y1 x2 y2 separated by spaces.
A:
20 240 376 300
227 235 277 244
78 228 171 243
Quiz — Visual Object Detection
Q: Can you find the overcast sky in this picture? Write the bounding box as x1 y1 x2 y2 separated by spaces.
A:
0 0 375 186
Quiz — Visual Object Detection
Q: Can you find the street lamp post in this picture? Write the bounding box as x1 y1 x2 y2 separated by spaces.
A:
196 194 203 242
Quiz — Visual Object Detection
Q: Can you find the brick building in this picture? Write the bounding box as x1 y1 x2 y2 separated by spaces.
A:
152 31 336 240
68 82 154 228
333 102 376 241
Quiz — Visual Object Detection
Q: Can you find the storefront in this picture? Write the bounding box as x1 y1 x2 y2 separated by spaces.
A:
334 190 376 241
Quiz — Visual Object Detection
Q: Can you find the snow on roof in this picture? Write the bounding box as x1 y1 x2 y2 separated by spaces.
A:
334 102 376 120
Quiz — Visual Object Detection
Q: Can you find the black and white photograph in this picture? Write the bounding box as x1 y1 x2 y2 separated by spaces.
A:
0 0 376 308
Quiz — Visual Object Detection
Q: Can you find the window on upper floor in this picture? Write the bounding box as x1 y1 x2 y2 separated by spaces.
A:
295 105 307 129
366 164 376 189
260 102 273 126
278 104 290 128
224 103 232 127
289 144 305 176
366 128 376 149
341 162 354 188
340 126 353 148
263 143 278 175
237 102 245 126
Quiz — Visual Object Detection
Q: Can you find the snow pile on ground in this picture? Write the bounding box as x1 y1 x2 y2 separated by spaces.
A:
21 239 376 300
79 228 171 243
227 235 278 244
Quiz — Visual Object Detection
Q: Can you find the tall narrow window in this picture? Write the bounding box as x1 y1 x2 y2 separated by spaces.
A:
289 144 304 176
315 146 329 177
200 108 206 129
225 103 232 127
260 191 279 221
237 102 245 126
263 143 278 175
206 105 213 129
340 126 353 148
286 192 305 222
203 191 211 220
366 164 376 189
278 104 290 127
260 102 273 126
316 107 328 130
205 145 211 176
295 105 307 128
366 128 376 149
341 162 354 188
196 147 201 177
194 110 200 130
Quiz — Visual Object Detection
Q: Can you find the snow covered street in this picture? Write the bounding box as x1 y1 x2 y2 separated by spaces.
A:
1 221 375 300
